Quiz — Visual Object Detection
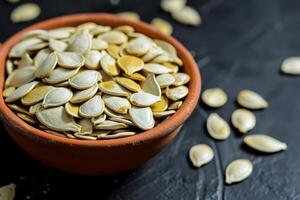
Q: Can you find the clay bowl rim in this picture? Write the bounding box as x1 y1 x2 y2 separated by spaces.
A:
0 13 201 148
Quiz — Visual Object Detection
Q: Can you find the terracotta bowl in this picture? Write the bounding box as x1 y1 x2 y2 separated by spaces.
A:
0 13 201 175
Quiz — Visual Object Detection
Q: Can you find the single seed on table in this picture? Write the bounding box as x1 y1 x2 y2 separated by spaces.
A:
78 118 93 134
151 18 173 35
143 63 172 74
5 81 39 103
0 183 16 200
94 120 128 130
42 87 73 108
114 77 141 92
281 57 300 75
49 39 68 52
70 84 99 103
3 87 15 97
36 106 81 132
69 70 100 89
141 74 161 96
243 134 287 153
168 101 183 110
156 73 175 88
9 37 42 58
173 72 190 86
231 109 256 133
79 95 104 118
5 66 36 87
33 48 51 66
91 38 108 50
237 90 268 110
100 51 119 76
103 95 131 114
171 6 201 26
92 114 107 125
57 52 85 69
117 55 144 75
85 50 103 69
130 92 161 107
153 110 175 118
17 112 37 124
7 104 32 116
207 113 230 140
129 106 155 130
67 30 91 54
65 102 80 118
35 52 58 78
99 81 130 97
189 144 214 168
201 88 228 108
151 95 169 112
10 3 41 23
126 37 153 56
117 12 140 22
166 86 188 101
161 0 186 13
225 159 253 184
107 44 121 59
98 30 128 45
21 84 54 105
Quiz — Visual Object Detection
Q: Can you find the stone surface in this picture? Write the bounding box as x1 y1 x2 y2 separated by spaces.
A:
0 0 299 199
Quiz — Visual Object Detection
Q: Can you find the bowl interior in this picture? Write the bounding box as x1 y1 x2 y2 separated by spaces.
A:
0 13 201 147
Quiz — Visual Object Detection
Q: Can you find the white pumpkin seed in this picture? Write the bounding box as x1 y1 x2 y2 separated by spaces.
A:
141 74 161 96
237 90 268 109
47 27 75 39
7 103 32 116
100 51 119 76
225 159 253 184
156 73 175 88
94 120 128 130
104 107 127 119
0 183 16 200
90 25 111 36
99 131 136 139
17 112 38 124
49 39 68 52
10 3 41 23
173 72 190 86
161 0 186 13
166 86 188 101
109 117 135 126
103 95 131 114
5 81 39 103
6 59 14 75
21 84 54 105
171 6 201 26
42 87 73 108
67 30 92 53
36 106 81 132
9 37 42 58
21 29 48 40
91 38 108 50
3 87 16 97
27 42 48 51
142 46 164 62
43 67 80 84
207 113 230 140
64 102 80 118
244 134 287 153
74 133 97 140
35 52 58 78
202 88 227 108
98 31 128 44
78 118 93 134
57 52 85 69
129 106 154 130
18 53 33 68
91 114 107 125
6 66 36 87
79 95 104 118
130 92 160 107
69 70 100 89
281 57 300 75
99 81 130 97
70 84 98 103
29 102 42 115
231 109 256 133
33 48 51 67
168 101 182 110
85 50 103 69
143 63 172 74
189 144 214 168
114 25 135 34
151 18 173 35
126 37 153 56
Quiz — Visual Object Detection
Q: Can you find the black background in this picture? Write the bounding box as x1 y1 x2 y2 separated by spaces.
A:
0 0 299 199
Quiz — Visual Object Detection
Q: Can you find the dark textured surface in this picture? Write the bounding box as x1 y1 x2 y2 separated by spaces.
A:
0 0 299 199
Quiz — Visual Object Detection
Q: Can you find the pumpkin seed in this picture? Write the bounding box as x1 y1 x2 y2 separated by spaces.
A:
142 46 164 62
69 70 100 89
5 81 39 103
91 114 107 125
107 44 121 59
202 88 227 108
35 52 58 78
163 62 179 73
0 183 16 200
90 25 111 36
168 101 182 110
99 81 130 97
57 52 85 69
79 95 104 118
237 90 268 109
6 59 14 75
42 87 73 108
21 84 54 105
9 37 42 58
33 48 51 66
67 30 92 53
281 57 300 75
166 86 188 101
161 0 186 13
18 53 33 68
130 92 160 107
129 106 154 130
85 50 103 69
123 72 146 81
115 77 141 92
7 103 32 116
91 38 108 50
189 144 214 168
151 18 173 35
231 109 256 133
70 84 98 103
29 102 42 115
11 3 41 23
47 27 75 39
65 102 80 118
104 107 127 119
27 42 48 51
17 112 38 124
5 66 36 87
74 133 97 140
114 25 135 35
207 113 230 140
126 37 153 56
77 22 97 31
153 110 175 118
141 74 161 96
78 118 93 134
103 95 131 114
54 81 69 87
43 67 80 84
49 39 68 52
36 106 81 132
21 29 48 40
173 72 190 86
151 95 169 112
98 31 128 45
100 51 119 76
244 134 287 153
225 159 253 184
143 63 172 74
3 87 15 97
117 12 140 21
154 39 182 65
99 131 136 139
117 55 144 75
109 117 135 126
156 73 175 88
172 6 201 26
94 120 128 130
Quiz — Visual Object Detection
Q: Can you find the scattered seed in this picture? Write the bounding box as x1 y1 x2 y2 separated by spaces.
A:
225 159 253 184
244 134 287 153
207 113 230 140
189 144 214 168
237 90 268 110
231 109 256 133
11 3 41 23
202 88 227 108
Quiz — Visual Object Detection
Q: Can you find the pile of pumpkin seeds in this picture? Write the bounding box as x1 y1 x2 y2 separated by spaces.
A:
189 88 288 184
3 22 190 140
